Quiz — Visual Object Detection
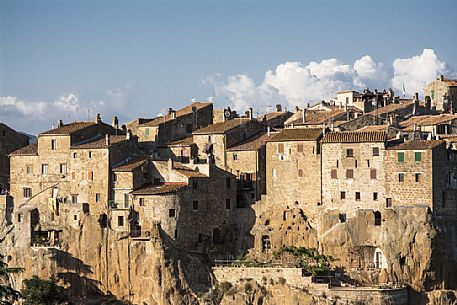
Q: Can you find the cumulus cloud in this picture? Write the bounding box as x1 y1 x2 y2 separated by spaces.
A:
392 49 451 96
210 49 454 112
0 96 47 116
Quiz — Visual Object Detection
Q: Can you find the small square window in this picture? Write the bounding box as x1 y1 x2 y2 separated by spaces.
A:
139 198 145 206
355 192 361 201
96 193 101 203
346 149 354 158
331 169 337 179
399 173 405 182
169 209 176 218
370 169 377 179
26 164 32 174
372 147 379 156
233 154 238 161
373 192 378 201
297 143 304 153
193 200 199 211
386 198 392 208
415 152 422 162
41 164 48 175
298 169 304 177
340 191 346 200
118 216 124 226
60 163 67 175
71 194 78 204
346 169 354 179
277 143 284 154
18 214 23 223
415 173 421 182
397 152 405 162
74 215 78 221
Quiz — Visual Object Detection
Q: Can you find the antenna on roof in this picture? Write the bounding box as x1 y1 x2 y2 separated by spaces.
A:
87 109 91 121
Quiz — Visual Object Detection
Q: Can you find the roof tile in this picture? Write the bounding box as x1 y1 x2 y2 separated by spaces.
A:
322 131 386 143
269 128 323 142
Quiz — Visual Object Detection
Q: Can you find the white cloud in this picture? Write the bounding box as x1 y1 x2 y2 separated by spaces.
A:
53 93 80 113
210 49 454 112
391 49 450 96
0 96 47 116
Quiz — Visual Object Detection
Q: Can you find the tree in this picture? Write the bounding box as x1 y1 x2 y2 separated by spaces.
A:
0 254 23 305
273 246 336 275
21 276 68 305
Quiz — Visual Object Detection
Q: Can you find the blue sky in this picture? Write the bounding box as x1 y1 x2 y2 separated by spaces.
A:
1 0 456 134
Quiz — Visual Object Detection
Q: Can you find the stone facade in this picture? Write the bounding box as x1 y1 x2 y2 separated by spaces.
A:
424 75 457 112
0 122 29 191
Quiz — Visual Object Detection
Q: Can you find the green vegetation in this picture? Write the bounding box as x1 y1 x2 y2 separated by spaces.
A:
21 276 68 305
0 254 23 305
273 246 336 275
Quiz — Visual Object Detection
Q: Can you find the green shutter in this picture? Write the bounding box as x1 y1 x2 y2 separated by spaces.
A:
398 152 405 162
145 128 149 136
415 152 421 162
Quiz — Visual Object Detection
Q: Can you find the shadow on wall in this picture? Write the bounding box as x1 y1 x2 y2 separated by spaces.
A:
48 248 132 304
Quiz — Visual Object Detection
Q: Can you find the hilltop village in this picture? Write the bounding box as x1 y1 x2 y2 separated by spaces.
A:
1 75 457 305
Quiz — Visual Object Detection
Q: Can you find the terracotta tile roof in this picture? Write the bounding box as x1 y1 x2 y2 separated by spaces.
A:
287 109 346 126
227 132 273 151
140 102 212 127
167 136 194 146
357 125 396 132
387 140 445 150
131 183 187 195
113 156 149 172
154 161 207 178
40 122 97 135
322 131 386 143
193 118 253 134
366 101 414 116
400 114 457 131
269 128 323 142
443 79 457 86
257 111 292 122
10 143 38 156
71 135 128 149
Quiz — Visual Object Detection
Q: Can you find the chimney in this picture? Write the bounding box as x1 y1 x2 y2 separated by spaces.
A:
105 134 110 146
302 108 307 124
249 108 253 120
171 110 177 119
415 92 419 101
440 75 445 81
168 108 173 115
126 130 131 140
57 119 63 128
112 116 119 129
275 104 282 112
267 126 271 136
167 158 173 172
95 113 101 124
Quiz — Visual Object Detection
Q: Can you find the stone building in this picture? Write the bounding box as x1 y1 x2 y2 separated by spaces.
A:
285 106 362 129
0 122 29 192
127 160 237 253
335 88 396 113
399 114 457 135
133 102 213 151
385 139 457 215
155 135 195 163
424 75 457 112
225 132 273 206
321 131 388 217
192 118 264 169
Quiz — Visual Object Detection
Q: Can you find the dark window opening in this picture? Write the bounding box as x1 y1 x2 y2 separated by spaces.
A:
226 177 231 188
261 235 271 252
346 169 354 179
386 198 392 208
340 191 346 200
193 200 199 211
374 211 382 226
346 149 354 158
118 216 124 226
415 173 421 183
339 214 346 223
399 173 405 182
373 147 379 156
355 192 361 201
169 209 176 218
212 228 222 245
331 169 337 179
225 199 231 209
373 192 378 201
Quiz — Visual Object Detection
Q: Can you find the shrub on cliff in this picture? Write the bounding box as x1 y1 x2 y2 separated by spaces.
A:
21 276 68 305
0 254 23 305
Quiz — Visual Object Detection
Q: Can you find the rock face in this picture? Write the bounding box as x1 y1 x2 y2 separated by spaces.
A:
1 212 212 304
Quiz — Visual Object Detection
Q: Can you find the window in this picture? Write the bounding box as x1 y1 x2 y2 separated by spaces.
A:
261 235 271 252
399 173 405 182
374 211 381 226
331 169 337 179
373 147 380 156
367 160 370 167
355 160 358 168
355 192 361 201
88 151 92 158
88 171 94 181
233 154 237 161
397 152 405 162
145 128 150 136
346 169 354 179
23 187 32 198
118 216 124 226
297 143 304 153
60 164 67 175
186 124 193 134
174 230 178 238
193 200 199 211
386 198 392 208
113 173 117 182
336 160 339 168
415 173 421 183
96 193 101 203
339 214 346 223
73 152 77 158
41 164 48 175
208 135 212 142
340 191 346 200
298 169 304 178
346 149 353 158
226 177 231 188
73 214 78 221
51 139 56 150
370 169 377 179
373 192 378 201
226 199 231 209
71 172 75 180
18 214 23 223
71 194 78 204
192 180 198 189
415 152 422 162
139 198 145 206
198 234 203 243
277 143 284 154
168 209 176 218
26 165 32 174
124 193 129 208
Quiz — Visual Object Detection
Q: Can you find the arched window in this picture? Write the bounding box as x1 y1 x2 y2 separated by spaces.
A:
212 228 221 245
374 211 381 226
